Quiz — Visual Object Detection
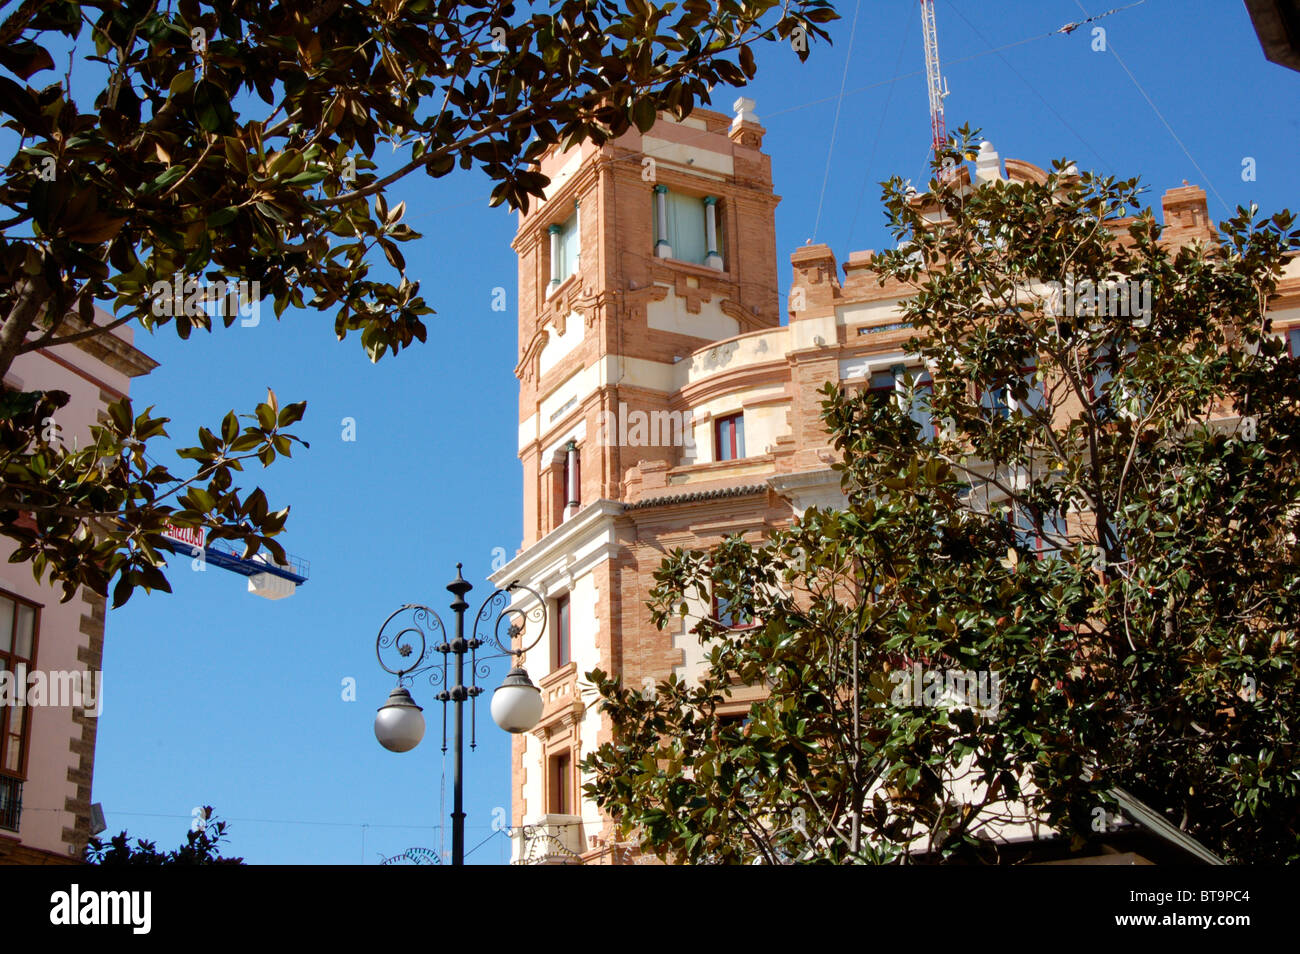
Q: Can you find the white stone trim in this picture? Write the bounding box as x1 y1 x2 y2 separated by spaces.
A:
489 500 624 595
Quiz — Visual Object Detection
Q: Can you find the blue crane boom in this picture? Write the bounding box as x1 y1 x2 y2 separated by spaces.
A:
158 526 309 598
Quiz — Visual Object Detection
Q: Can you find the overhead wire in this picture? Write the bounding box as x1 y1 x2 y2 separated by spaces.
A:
25 803 612 831
810 0 864 242
463 825 506 860
941 0 1116 175
394 17 1113 231
846 18 911 250
1069 0 1232 215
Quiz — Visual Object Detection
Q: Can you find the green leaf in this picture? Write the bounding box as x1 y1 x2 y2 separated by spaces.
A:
111 573 132 609
206 206 239 228
0 42 55 80
193 80 235 133
150 166 188 192
632 98 657 133
168 70 195 98
286 169 329 186
277 401 307 427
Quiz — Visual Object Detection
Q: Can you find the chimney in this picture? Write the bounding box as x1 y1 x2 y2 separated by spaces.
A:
1160 183 1214 242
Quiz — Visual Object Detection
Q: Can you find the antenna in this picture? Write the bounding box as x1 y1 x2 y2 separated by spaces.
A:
919 0 949 161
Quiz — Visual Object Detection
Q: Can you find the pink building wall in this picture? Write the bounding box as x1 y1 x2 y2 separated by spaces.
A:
0 312 154 863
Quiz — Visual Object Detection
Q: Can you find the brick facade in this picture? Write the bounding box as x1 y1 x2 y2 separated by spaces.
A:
492 104 1300 863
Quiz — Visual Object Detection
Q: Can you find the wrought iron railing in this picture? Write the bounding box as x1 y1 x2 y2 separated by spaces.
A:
512 822 583 865
0 774 21 832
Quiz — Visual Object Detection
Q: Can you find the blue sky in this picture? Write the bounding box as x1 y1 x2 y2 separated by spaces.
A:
84 0 1298 864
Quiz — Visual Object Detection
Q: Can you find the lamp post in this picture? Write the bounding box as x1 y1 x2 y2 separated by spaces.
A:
373 564 547 866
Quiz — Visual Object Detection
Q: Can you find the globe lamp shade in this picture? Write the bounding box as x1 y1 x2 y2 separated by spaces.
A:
491 666 544 733
375 686 425 752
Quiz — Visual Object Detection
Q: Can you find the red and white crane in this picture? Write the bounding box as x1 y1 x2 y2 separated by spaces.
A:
919 0 950 161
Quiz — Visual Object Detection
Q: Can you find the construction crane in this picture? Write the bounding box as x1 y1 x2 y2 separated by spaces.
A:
918 0 1145 164
919 0 950 162
159 524 310 600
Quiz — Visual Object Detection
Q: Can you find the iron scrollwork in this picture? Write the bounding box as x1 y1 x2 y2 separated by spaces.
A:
472 580 547 660
373 579 548 751
375 604 446 680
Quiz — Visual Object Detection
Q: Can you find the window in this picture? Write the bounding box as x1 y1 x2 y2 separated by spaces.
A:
549 208 579 288
653 188 723 268
868 366 938 441
980 383 1010 419
1010 358 1046 417
548 750 572 815
903 370 937 440
868 369 897 404
0 592 38 809
1008 502 1068 559
0 774 19 833
713 590 755 629
551 462 565 529
553 594 571 670
550 442 580 530
714 413 745 462
1288 328 1300 359
1089 341 1139 421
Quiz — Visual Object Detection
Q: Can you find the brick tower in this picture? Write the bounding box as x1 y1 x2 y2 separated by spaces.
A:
495 99 794 862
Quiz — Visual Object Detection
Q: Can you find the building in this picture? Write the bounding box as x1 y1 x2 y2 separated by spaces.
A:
491 100 1300 863
1245 0 1300 72
0 316 156 863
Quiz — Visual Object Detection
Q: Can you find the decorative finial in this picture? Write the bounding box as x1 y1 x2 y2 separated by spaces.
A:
731 97 758 128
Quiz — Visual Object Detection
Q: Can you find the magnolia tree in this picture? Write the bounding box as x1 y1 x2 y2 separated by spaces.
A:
85 805 244 864
0 0 837 605
583 129 1300 864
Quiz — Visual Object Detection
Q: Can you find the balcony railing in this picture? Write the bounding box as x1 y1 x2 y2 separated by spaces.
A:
511 815 584 864
0 774 21 832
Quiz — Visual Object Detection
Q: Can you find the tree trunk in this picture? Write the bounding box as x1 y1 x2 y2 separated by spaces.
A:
0 275 50 382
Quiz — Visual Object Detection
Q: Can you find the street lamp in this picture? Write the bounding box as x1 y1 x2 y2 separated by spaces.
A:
373 564 547 865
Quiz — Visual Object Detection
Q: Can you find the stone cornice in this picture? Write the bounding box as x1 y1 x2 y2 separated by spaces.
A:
767 467 840 496
489 499 625 591
675 358 789 409
55 314 158 379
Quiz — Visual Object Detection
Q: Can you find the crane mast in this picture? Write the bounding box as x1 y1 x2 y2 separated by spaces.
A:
919 0 949 158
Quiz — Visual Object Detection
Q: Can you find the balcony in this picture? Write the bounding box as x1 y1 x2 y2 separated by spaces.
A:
511 814 584 864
